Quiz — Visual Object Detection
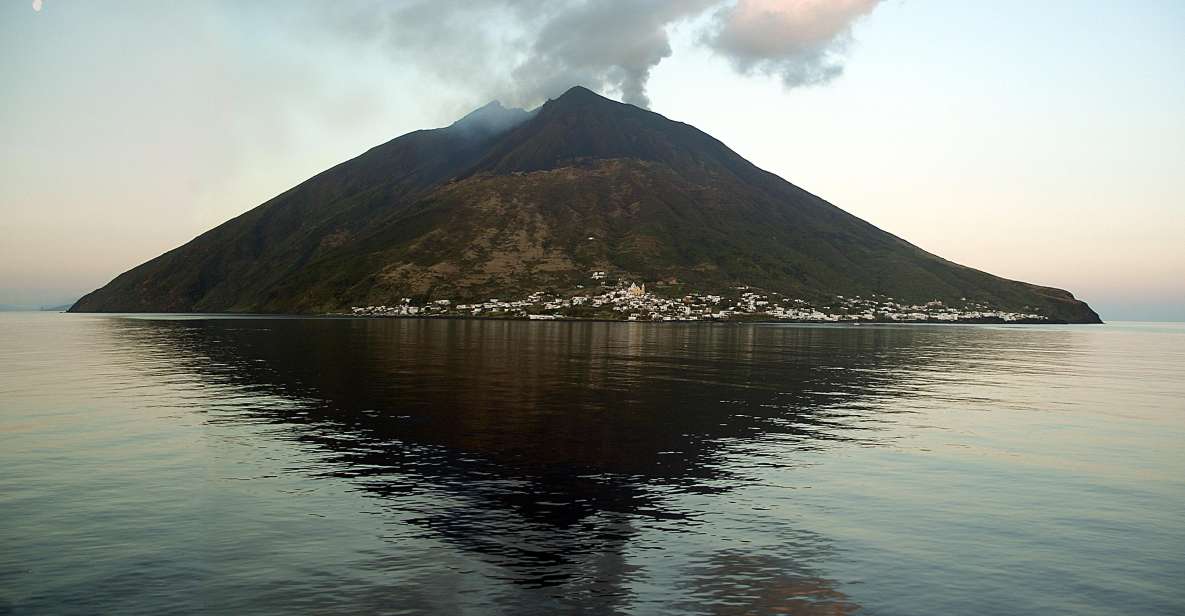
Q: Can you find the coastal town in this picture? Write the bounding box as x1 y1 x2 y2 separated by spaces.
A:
348 272 1050 323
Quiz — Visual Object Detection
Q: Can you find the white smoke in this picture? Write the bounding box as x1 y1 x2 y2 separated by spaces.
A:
331 0 885 108
703 0 881 87
508 0 719 108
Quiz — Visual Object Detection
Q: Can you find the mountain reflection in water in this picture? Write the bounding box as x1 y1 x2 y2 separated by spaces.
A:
114 318 911 611
5 315 1181 615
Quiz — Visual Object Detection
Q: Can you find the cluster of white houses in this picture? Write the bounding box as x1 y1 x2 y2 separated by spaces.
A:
350 275 1049 323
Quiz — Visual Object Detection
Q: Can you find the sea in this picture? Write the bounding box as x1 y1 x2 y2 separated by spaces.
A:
1 312 1182 615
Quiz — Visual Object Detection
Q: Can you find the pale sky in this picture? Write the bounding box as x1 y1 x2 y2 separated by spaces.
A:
2 1 1183 319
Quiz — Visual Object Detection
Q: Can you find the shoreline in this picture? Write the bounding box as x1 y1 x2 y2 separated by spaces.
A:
53 312 1096 325
326 313 1075 325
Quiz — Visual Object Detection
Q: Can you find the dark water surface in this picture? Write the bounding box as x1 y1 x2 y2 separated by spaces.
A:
1 313 1182 615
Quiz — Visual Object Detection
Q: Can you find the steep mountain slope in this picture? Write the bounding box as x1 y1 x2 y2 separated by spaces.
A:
71 86 1099 322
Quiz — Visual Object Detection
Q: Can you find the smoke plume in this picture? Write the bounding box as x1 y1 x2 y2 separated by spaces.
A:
703 0 881 87
333 0 884 108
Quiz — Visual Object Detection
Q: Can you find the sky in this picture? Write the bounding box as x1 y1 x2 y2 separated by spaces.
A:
1 0 1183 320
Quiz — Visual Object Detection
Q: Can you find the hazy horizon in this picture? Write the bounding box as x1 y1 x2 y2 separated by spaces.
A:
2 1 1182 320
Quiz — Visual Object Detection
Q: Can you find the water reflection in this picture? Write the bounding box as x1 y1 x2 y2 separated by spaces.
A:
110 318 930 470
100 318 954 612
679 551 857 615
7 314 1180 615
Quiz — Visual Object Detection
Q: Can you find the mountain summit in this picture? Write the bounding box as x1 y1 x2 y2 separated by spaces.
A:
71 86 1100 323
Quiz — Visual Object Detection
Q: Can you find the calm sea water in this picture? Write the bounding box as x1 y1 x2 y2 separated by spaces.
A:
1 313 1182 615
